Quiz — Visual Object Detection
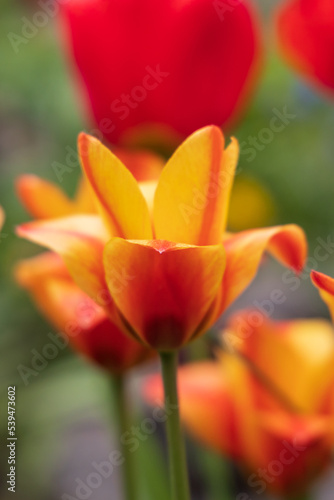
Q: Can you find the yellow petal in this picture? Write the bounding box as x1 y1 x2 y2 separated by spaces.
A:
78 133 153 239
154 126 239 245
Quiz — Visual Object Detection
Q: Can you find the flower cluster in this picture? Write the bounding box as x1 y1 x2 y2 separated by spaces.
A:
10 0 334 499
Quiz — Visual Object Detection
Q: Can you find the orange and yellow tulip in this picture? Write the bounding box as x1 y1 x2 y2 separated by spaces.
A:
14 153 163 373
15 252 153 373
17 126 307 351
145 311 334 496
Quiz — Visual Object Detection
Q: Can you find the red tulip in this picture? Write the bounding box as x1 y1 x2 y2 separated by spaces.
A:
276 0 334 95
59 0 262 147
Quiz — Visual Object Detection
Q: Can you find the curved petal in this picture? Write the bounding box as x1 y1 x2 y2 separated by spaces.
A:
103 238 225 350
311 270 334 321
225 311 334 414
14 252 70 287
16 175 78 219
78 133 153 239
154 126 239 245
16 215 111 310
218 224 307 313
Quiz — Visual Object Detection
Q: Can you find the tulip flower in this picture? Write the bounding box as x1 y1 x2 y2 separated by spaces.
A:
16 126 307 352
311 270 334 321
15 159 165 500
276 0 334 95
145 311 334 497
15 252 154 373
15 155 162 374
16 126 306 500
59 0 262 147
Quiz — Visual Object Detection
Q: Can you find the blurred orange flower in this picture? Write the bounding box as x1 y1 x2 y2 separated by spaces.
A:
60 0 262 147
17 126 307 351
276 0 334 96
0 206 4 230
14 153 162 373
145 311 334 496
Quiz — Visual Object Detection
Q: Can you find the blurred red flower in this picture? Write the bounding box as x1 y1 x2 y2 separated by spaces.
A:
276 0 334 96
59 0 262 147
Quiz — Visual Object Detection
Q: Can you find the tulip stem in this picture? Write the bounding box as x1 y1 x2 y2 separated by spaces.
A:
113 375 137 500
159 351 191 500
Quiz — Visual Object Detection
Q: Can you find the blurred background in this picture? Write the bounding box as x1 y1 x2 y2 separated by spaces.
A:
1 0 334 499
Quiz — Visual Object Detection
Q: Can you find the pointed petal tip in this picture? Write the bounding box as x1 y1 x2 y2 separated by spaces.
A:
311 270 334 295
192 124 224 142
77 131 100 155
15 174 40 204
15 223 29 238
15 174 37 189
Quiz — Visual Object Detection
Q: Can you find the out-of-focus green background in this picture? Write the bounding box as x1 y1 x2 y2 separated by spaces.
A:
1 0 334 499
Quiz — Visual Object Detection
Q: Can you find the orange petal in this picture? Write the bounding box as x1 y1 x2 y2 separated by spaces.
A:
16 215 111 309
29 277 151 372
16 175 78 219
226 311 334 414
154 126 239 245
103 239 225 350
78 133 153 239
15 252 153 373
254 411 332 495
0 206 4 230
219 224 307 313
311 270 334 321
144 362 241 458
14 252 70 288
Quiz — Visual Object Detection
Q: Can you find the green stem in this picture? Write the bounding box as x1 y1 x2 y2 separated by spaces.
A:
159 351 191 500
112 375 137 500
